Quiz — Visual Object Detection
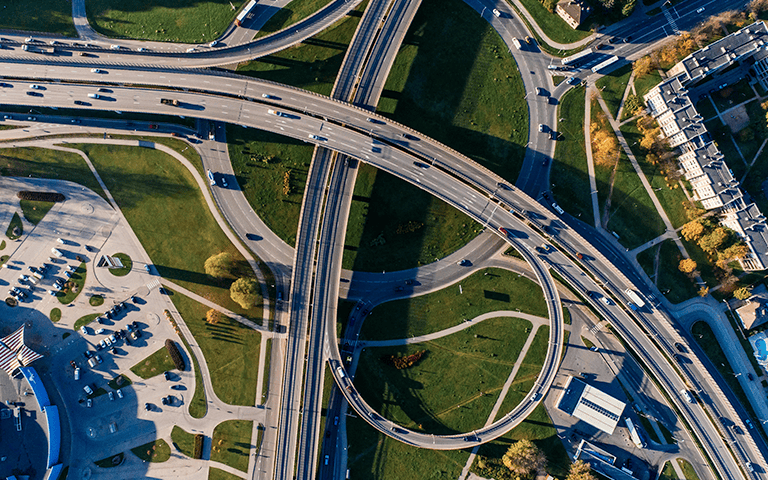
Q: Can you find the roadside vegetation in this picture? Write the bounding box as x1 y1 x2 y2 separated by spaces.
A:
636 240 698 303
210 420 253 473
361 267 547 340
209 468 245 480
254 0 336 39
515 0 590 44
76 144 263 321
130 347 177 379
551 85 592 223
171 426 197 459
85 0 238 43
0 0 76 36
167 288 261 406
20 200 55 225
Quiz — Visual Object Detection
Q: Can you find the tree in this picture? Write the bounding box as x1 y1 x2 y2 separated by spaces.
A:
681 221 705 241
230 277 259 309
678 258 697 274
622 0 636 17
205 252 234 279
698 286 710 297
633 56 653 78
502 439 547 476
567 460 597 480
206 308 221 325
721 243 749 261
734 287 753 300
698 227 728 255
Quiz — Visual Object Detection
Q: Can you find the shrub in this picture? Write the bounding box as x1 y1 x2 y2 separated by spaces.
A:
165 339 185 371
17 191 65 202
193 434 204 459
385 350 426 369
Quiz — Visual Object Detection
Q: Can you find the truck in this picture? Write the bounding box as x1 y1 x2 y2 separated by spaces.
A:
235 0 258 26
22 44 55 54
625 418 646 448
161 98 180 106
624 289 646 309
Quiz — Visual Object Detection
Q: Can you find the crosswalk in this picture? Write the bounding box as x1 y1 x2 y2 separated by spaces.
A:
663 6 680 35
589 321 604 335
146 279 160 291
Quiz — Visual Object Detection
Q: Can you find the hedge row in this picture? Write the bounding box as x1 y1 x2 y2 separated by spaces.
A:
165 339 185 371
17 191 66 202
193 434 204 459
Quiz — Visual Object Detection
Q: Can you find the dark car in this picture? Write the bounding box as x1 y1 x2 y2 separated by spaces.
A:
144 403 151 411
164 371 171 380
747 373 754 381
74 100 87 105
675 342 686 353
26 91 42 97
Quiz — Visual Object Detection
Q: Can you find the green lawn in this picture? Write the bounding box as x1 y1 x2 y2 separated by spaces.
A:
167 288 261 406
707 118 747 180
552 85 592 224
130 347 177 380
379 0 528 184
659 461 676 480
254 0 335 39
76 144 262 322
209 468 244 480
73 313 101 331
57 263 86 305
678 458 701 480
634 71 663 99
695 97 718 121
5 213 22 240
130 439 171 463
361 267 547 340
711 79 755 112
637 240 698 304
239 0 364 96
171 426 196 459
620 121 691 228
514 0 591 44
210 420 253 473
182 330 208 419
89 295 105 307
342 163 482 272
605 151 666 249
107 374 132 390
0 148 105 200
261 338 272 404
734 100 768 164
0 0 76 36
109 253 133 277
50 308 61 323
596 64 633 120
356 317 533 434
85 0 239 43
20 200 55 225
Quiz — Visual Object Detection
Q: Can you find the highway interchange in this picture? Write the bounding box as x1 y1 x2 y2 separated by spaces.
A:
1 0 767 479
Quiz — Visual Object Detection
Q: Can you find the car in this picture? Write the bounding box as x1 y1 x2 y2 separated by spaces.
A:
29 84 43 90
110 347 117 355
747 373 754 381
110 44 120 50
137 47 147 52
550 130 558 141
623 36 632 43
74 100 87 106
74 367 80 380
589 346 599 352
104 338 112 348
567 77 579 85
600 297 611 306
144 264 151 273
68 265 76 272
99 340 107 349
536 87 544 96
95 354 102 364
221 177 228 188
542 158 549 166
149 124 158 130
83 385 93 395
90 68 104 74
144 403 151 411
19 275 29 282
64 271 72 279
413 161 429 169
209 40 219 47
164 371 171 381
186 47 196 53
86 398 92 407
162 396 169 405
116 389 124 399
80 326 88 335
170 384 184 390
458 259 470 266
27 266 37 273
108 391 114 401
84 350 94 359
308 134 326 141
88 93 101 99
96 328 105 335
492 8 501 16
674 342 686 353
262 93 277 99
696 6 705 13
109 334 117 343
538 124 545 132
746 419 754 429
24 37 35 44
324 455 329 465
334 416 339 426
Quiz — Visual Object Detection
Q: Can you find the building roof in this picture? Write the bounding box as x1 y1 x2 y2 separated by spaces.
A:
574 440 637 480
0 326 43 376
557 0 591 25
556 376 626 434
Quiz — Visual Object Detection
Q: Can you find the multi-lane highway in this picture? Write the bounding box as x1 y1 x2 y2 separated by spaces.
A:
2 0 767 478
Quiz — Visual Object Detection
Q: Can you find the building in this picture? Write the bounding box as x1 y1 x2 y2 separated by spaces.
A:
573 440 638 480
556 376 626 434
0 325 43 376
556 0 591 29
735 284 768 330
644 21 768 271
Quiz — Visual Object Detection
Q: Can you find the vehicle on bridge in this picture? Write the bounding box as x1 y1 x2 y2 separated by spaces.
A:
161 98 180 107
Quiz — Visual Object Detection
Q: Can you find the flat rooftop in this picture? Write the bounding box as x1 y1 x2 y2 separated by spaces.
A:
556 376 626 434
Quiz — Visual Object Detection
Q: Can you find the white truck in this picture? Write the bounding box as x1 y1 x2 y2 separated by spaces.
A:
624 289 646 310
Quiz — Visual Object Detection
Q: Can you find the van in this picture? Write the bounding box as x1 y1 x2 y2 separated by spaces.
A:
74 367 80 380
110 45 120 50
88 93 100 99
492 8 501 16
88 357 97 368
680 389 694 403
336 366 346 379
52 248 63 257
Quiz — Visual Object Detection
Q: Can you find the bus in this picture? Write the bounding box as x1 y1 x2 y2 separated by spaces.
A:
591 55 620 73
235 0 258 26
561 48 593 66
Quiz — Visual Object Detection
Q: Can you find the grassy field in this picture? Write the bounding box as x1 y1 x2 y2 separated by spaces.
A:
596 64 632 120
130 347 177 380
0 147 105 201
20 200 54 225
711 79 755 112
167 288 261 406
76 144 263 321
707 119 747 180
634 71 662 99
742 146 768 214
551 86 592 224
515 0 591 44
183 329 208 419
85 0 239 43
472 327 571 479
355 317 533 434
605 150 666 248
57 263 86 305
50 308 61 323
696 97 718 121
89 295 104 307
239 1 364 96
6 213 22 240
209 468 244 480
73 313 101 331
210 420 253 473
171 426 196 459
0 0 76 36
110 253 133 277
130 439 171 463
678 458 701 480
254 0 335 39
620 121 691 229
637 240 697 303
659 461 676 480
342 163 482 272
379 0 528 184
361 267 547 340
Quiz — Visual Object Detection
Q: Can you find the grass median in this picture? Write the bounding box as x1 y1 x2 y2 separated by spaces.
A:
0 0 76 36
171 426 196 459
20 200 55 225
57 263 86 305
551 85 592 224
361 267 547 340
167 288 261 407
75 143 263 322
130 347 177 380
130 439 170 463
210 420 253 473
85 0 237 43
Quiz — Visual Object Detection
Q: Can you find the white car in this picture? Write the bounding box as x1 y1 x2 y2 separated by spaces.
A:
209 40 219 47
88 93 100 99
186 47 196 53
116 389 124 399
696 6 705 13
96 328 105 335
110 45 120 50
492 8 501 17
137 47 147 52
83 385 93 395
90 68 103 74
80 326 88 335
